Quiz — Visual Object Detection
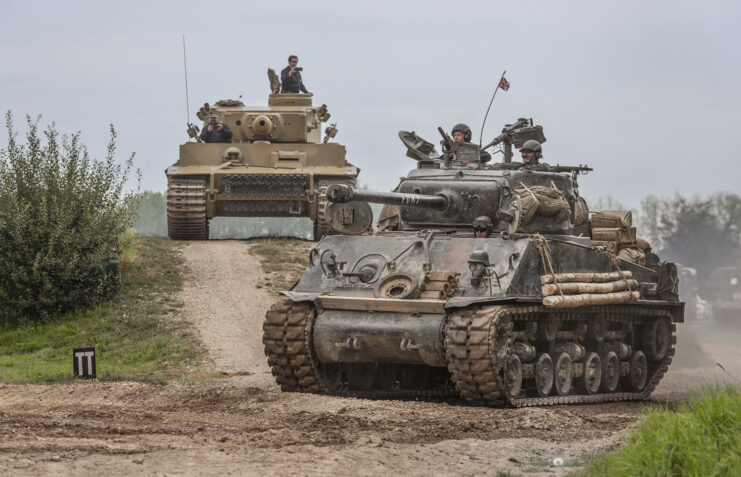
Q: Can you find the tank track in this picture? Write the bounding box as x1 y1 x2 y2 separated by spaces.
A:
167 177 209 240
445 304 676 407
262 300 323 393
263 301 676 406
263 299 456 399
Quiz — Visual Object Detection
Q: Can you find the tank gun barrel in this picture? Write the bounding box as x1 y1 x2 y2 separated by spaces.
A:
326 184 448 211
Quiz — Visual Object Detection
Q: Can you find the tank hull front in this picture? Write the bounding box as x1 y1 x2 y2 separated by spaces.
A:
165 141 361 239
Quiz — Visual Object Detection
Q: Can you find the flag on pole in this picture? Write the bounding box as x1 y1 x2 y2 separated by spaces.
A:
499 76 510 91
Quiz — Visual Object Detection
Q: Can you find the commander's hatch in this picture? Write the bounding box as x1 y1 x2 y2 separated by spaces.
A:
398 131 439 163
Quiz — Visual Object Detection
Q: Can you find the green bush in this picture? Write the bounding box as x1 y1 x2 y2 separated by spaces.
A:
0 112 139 324
581 384 741 476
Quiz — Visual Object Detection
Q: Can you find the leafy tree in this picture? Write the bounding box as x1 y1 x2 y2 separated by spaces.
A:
0 112 139 323
638 193 741 289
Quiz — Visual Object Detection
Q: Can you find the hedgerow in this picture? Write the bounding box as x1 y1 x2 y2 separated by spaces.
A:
0 112 139 324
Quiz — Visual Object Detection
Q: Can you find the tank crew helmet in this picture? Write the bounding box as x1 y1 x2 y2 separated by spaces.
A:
451 123 472 143
519 139 542 159
473 216 494 234
468 249 491 267
468 249 492 286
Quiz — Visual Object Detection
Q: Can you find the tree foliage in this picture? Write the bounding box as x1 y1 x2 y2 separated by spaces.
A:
638 193 741 288
0 112 139 323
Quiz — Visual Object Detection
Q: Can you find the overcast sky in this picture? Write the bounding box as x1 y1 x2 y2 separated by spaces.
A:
1 0 739 206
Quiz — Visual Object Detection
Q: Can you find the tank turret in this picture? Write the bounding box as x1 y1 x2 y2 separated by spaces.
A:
262 116 683 408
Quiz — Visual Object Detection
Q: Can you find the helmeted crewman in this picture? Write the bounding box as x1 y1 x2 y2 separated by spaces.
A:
451 123 491 163
518 139 551 171
473 216 494 238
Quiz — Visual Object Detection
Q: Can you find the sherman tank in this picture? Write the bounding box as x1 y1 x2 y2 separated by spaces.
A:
165 69 371 240
262 119 683 406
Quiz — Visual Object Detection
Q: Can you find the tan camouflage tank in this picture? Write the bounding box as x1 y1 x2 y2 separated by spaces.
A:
165 69 371 240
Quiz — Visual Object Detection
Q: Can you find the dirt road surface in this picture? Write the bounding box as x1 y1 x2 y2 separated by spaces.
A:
1 240 739 476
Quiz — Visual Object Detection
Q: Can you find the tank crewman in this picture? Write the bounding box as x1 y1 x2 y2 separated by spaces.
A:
200 113 233 143
518 140 551 171
473 216 494 238
280 55 310 94
451 123 491 163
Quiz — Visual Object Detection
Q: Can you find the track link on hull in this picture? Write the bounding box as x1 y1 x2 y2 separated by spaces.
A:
167 177 209 240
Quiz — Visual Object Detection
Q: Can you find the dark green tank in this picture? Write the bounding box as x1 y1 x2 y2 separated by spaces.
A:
262 119 683 406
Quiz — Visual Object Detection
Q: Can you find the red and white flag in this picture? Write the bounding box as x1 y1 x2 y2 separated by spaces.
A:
499 76 510 91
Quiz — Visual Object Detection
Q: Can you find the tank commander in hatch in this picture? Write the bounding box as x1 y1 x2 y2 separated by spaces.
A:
518 140 551 171
280 55 310 94
451 123 491 163
200 113 233 143
473 216 494 238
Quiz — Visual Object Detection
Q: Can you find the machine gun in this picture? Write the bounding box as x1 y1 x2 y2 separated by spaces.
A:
438 126 458 169
483 118 545 163
551 164 594 178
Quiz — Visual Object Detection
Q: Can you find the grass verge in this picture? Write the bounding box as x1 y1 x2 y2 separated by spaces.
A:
579 384 741 476
0 237 206 384
249 238 314 295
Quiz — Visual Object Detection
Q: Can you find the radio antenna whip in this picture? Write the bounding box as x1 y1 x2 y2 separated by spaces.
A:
478 70 508 147
182 35 191 124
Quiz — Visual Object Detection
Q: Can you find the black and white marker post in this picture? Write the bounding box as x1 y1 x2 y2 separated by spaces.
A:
73 347 96 379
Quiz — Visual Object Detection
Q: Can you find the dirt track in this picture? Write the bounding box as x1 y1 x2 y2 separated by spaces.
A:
1 240 739 476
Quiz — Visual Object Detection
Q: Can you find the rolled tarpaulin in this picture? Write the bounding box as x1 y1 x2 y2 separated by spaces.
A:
542 279 639 297
540 271 632 285
543 290 639 308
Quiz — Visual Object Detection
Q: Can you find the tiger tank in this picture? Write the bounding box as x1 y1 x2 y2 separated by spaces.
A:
165 69 371 240
262 119 683 406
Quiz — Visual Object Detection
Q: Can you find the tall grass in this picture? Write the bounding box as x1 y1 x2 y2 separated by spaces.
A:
582 384 741 476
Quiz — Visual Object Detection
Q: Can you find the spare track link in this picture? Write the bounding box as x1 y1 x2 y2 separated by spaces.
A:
167 177 209 240
445 304 676 407
262 300 323 393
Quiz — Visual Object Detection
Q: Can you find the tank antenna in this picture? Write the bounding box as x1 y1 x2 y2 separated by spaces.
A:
478 70 507 148
182 35 191 125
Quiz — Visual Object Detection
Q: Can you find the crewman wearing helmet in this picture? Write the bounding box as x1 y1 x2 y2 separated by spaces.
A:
518 139 551 171
451 123 491 163
472 216 494 238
